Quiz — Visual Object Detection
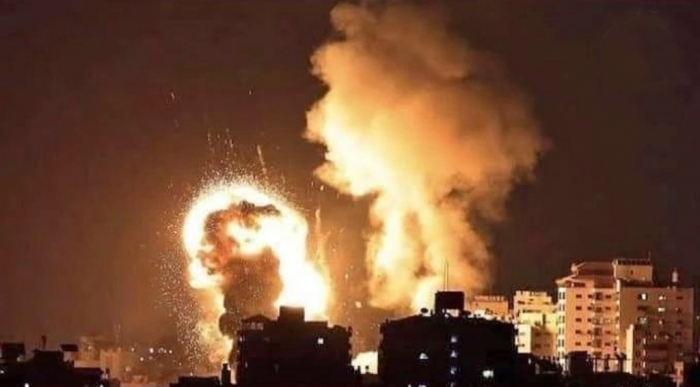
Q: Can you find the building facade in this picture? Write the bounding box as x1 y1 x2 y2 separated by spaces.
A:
514 291 557 358
621 280 694 377
555 258 694 378
379 291 516 387
466 295 510 321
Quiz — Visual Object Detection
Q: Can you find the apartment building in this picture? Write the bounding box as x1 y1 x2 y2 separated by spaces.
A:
621 276 694 376
514 291 557 358
556 261 619 365
466 295 510 321
555 258 694 378
514 291 556 316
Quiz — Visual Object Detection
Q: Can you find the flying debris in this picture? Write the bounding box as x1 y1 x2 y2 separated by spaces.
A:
256 145 269 183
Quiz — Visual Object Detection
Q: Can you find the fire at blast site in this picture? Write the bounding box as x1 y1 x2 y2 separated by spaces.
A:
179 1 544 371
182 183 330 364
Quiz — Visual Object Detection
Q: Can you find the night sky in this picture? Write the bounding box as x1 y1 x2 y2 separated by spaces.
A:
1 1 699 346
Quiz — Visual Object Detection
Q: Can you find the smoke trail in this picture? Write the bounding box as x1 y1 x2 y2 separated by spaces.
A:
256 145 269 183
306 3 544 310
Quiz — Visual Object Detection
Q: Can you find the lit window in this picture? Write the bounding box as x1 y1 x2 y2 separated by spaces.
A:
419 352 428 360
639 293 648 301
482 369 494 379
450 366 457 375
450 335 458 344
317 337 325 345
450 350 458 358
658 307 666 313
659 295 667 301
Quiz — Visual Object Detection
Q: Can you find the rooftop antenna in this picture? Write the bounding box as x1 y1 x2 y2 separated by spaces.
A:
443 259 449 291
113 323 121 346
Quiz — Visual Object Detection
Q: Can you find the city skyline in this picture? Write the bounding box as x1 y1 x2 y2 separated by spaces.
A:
1 0 699 357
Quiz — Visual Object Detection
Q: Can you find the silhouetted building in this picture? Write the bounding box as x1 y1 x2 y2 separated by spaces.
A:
221 363 232 386
515 354 562 387
236 306 355 386
0 348 104 387
379 291 517 387
564 351 593 378
0 343 26 364
170 376 220 387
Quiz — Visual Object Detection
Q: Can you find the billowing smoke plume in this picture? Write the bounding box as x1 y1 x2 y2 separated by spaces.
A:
306 3 544 310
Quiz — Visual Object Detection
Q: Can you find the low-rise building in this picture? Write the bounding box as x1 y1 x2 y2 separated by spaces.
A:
514 291 557 358
235 306 355 386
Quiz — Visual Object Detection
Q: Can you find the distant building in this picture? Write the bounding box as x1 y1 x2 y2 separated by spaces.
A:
73 336 139 382
170 376 220 387
0 347 104 387
514 291 555 316
621 277 694 377
235 306 355 386
517 322 557 359
555 258 694 381
466 295 510 321
379 291 516 387
0 343 26 364
513 291 557 358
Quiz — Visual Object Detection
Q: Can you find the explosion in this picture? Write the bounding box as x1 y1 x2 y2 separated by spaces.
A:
306 3 545 311
182 183 330 364
178 1 545 365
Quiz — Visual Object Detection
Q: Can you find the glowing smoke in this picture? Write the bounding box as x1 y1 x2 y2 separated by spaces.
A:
183 183 330 364
352 351 378 374
306 3 544 310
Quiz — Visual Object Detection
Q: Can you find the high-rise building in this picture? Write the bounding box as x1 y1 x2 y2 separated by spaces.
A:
379 291 516 387
555 261 619 364
555 258 694 379
513 291 557 358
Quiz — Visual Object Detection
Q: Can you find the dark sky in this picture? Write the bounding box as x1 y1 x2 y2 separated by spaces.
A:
1 1 699 346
